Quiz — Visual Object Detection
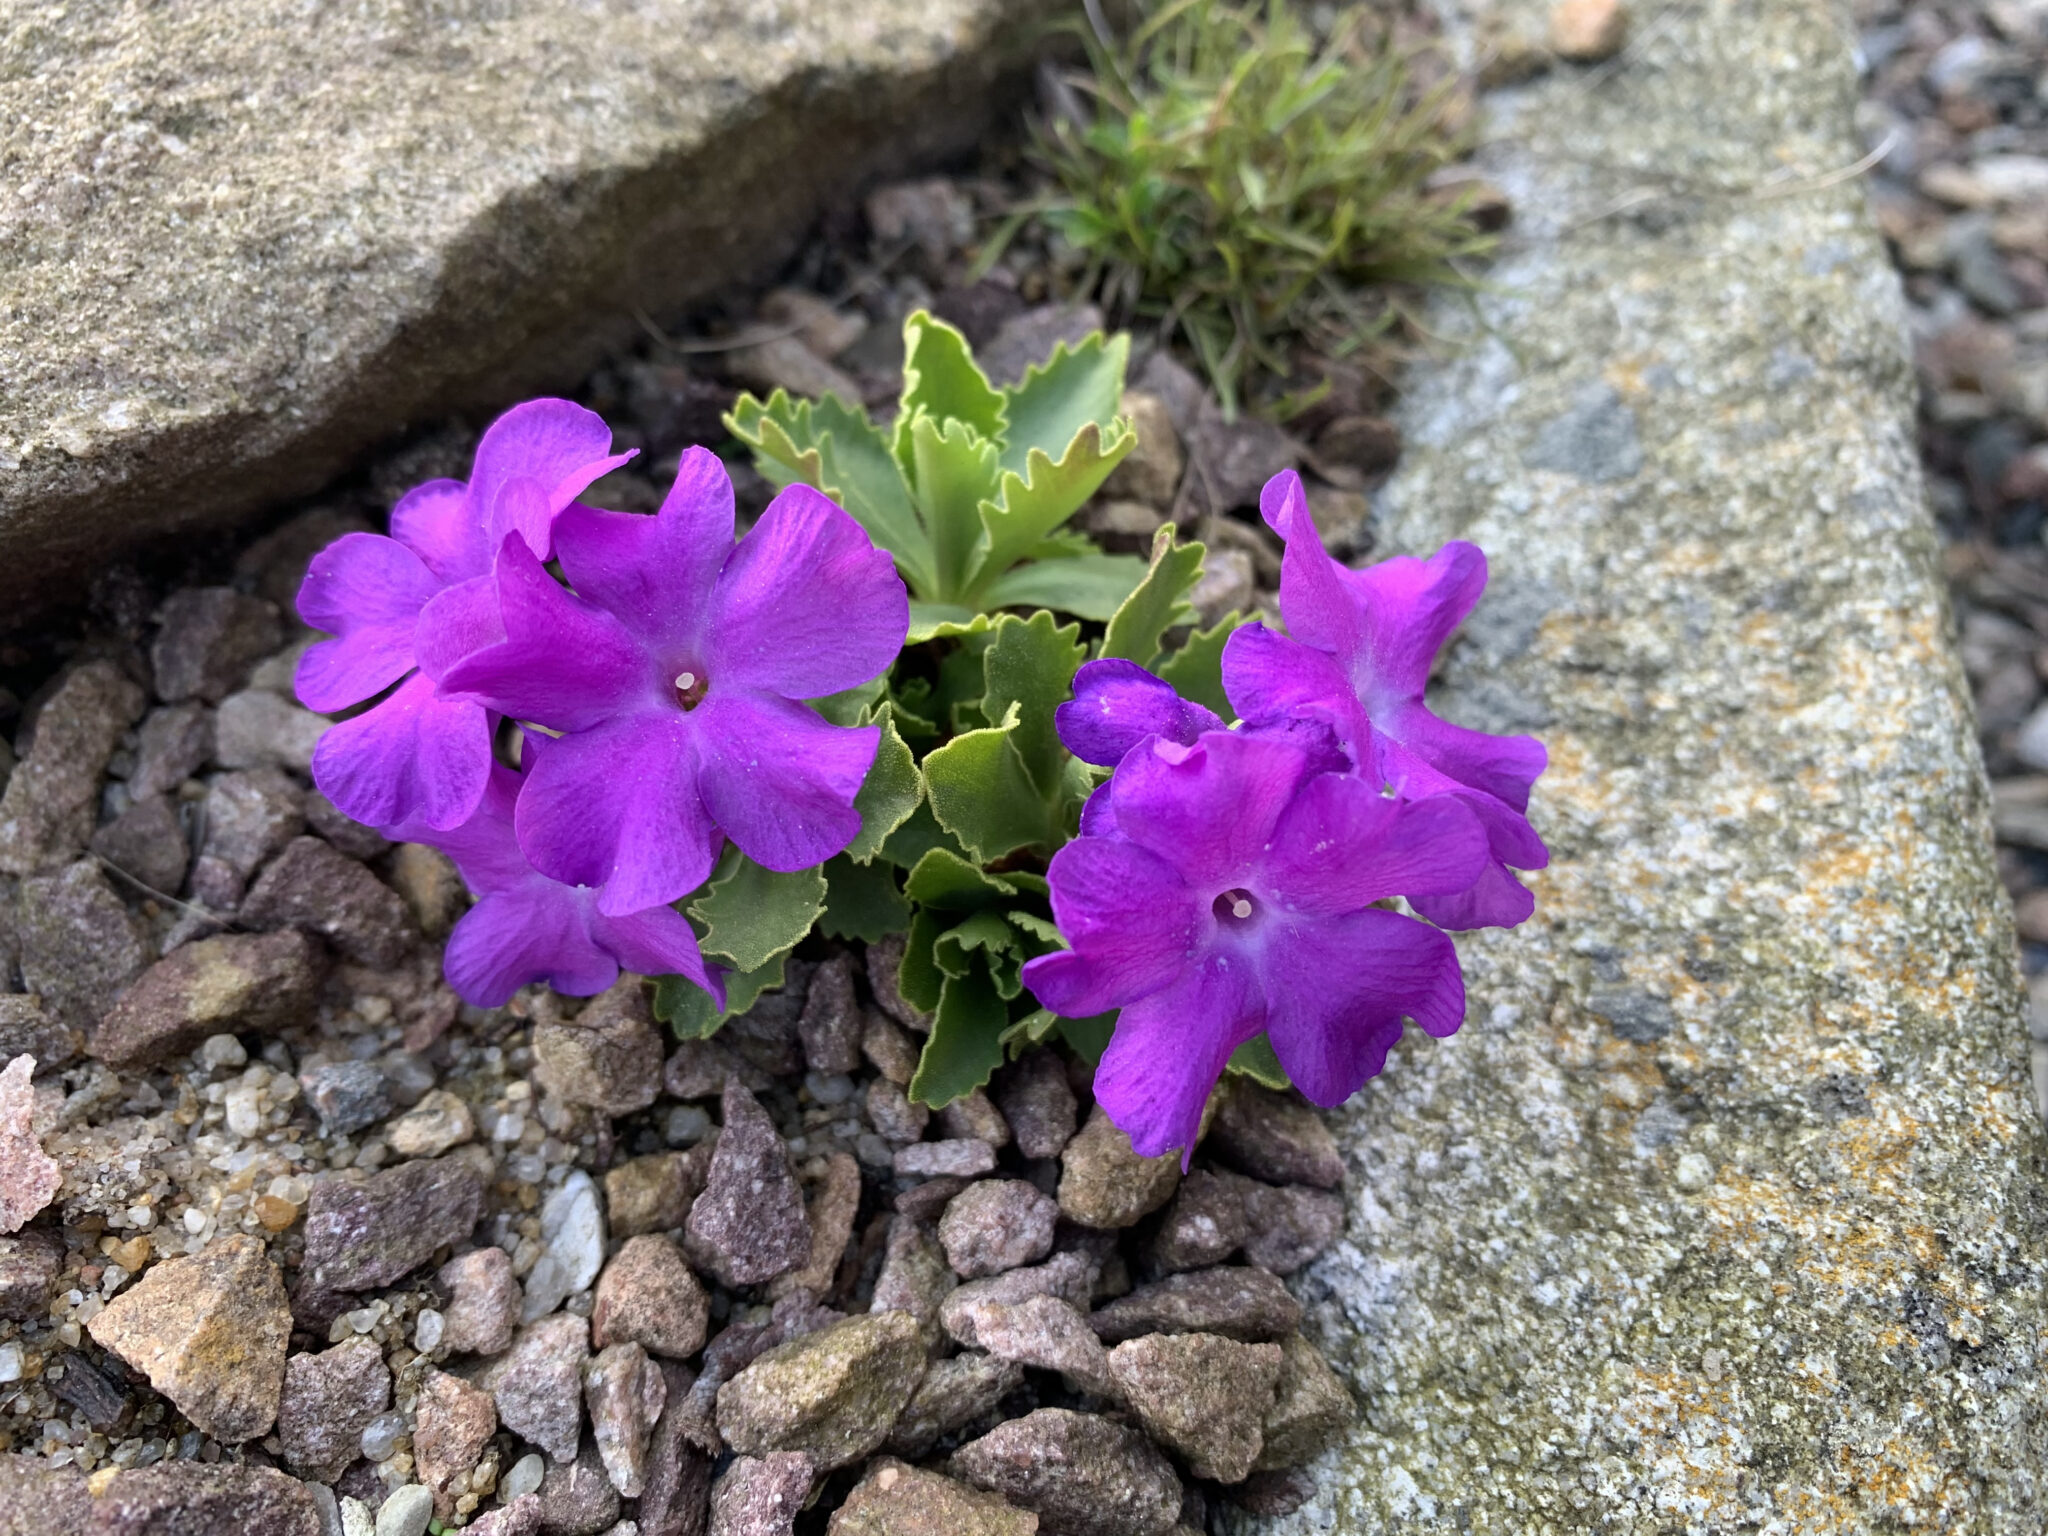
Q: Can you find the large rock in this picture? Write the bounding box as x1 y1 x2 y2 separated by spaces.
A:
91 930 321 1068
1228 2 2048 1530
0 0 1045 617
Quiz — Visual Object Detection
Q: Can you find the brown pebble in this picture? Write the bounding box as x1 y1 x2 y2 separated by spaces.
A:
1549 0 1628 60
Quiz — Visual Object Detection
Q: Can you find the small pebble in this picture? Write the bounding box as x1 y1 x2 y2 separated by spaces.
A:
373 1483 433 1536
503 1452 546 1502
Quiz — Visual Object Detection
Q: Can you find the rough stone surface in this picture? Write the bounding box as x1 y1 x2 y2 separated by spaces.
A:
88 794 189 895
957 1295 1114 1397
212 688 329 773
302 1060 394 1137
1251 1334 1354 1473
1146 1169 1249 1274
1089 1267 1300 1345
0 995 81 1075
439 1245 522 1356
86 1232 291 1442
415 1367 498 1517
189 767 304 908
939 1180 1060 1279
1056 1107 1180 1229
871 1214 957 1344
83 1463 321 1536
1106 1332 1282 1483
241 837 417 967
716 1311 925 1472
864 934 932 1033
830 1458 1039 1536
0 662 145 875
524 1169 605 1320
151 588 283 703
684 1084 810 1287
941 1252 1099 1350
708 1452 812 1536
949 1409 1181 1536
0 1229 63 1320
16 860 150 1028
1226 2 2048 1528
91 929 320 1068
893 1138 996 1179
131 703 214 800
302 1154 485 1291
1206 1084 1343 1191
771 1150 862 1301
585 1341 668 1497
278 1336 391 1483
1237 1183 1343 1276
991 1052 1077 1160
0 0 1045 617
594 1235 710 1360
532 1443 621 1536
885 1349 1024 1458
535 980 664 1116
386 1088 476 1158
485 1313 591 1463
797 953 863 1075
0 1054 59 1233
605 1146 711 1241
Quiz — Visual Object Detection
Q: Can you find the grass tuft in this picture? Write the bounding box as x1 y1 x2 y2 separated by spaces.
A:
1029 0 1494 417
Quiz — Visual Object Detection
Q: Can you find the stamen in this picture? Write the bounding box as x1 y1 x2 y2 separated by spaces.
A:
675 672 696 692
1231 897 1252 919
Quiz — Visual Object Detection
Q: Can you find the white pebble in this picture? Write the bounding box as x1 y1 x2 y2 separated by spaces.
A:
181 1209 207 1235
224 1084 263 1137
523 1170 602 1321
340 1495 376 1536
373 1484 433 1536
413 1308 445 1352
501 1452 545 1502
359 1411 406 1462
0 1344 22 1383
308 1482 343 1536
198 1034 247 1069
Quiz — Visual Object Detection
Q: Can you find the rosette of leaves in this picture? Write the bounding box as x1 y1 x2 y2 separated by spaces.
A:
726 310 1148 640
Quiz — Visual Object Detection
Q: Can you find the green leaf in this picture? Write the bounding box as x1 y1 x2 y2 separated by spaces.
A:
899 310 1007 446
908 962 1011 1107
844 709 921 863
687 852 827 973
814 676 887 728
899 906 947 1013
902 847 1026 909
1102 527 1206 666
932 911 1020 973
981 612 1087 800
1157 612 1251 722
878 799 967 870
998 331 1131 477
1000 1007 1064 1050
819 854 912 943
980 552 1150 623
1057 1010 1118 1064
654 948 790 1040
922 704 1060 863
1226 1034 1292 1090
909 414 1003 601
1005 909 1065 948
971 421 1137 589
906 603 983 644
727 391 933 595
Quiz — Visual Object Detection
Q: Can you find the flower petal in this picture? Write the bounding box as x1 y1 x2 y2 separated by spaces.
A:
443 883 618 1007
467 399 620 557
1375 738 1549 870
1264 775 1489 914
1338 541 1489 705
294 533 439 712
412 574 506 685
1260 470 1364 662
690 692 876 876
309 673 493 831
1092 952 1262 1160
1384 701 1547 815
1106 729 1311 894
588 904 727 1012
387 761 533 895
389 479 487 585
1025 837 1197 1017
552 446 735 661
1221 623 1367 756
1261 907 1464 1106
513 712 722 915
1056 659 1223 767
1410 858 1537 931
439 536 656 730
705 484 908 699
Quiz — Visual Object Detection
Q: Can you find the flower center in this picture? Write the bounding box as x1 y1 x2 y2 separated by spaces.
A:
1212 888 1258 926
672 670 708 711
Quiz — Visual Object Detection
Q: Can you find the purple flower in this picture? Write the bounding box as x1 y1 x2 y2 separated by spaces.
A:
391 753 723 1009
296 400 631 830
1224 470 1549 928
440 448 909 917
1021 728 1488 1159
